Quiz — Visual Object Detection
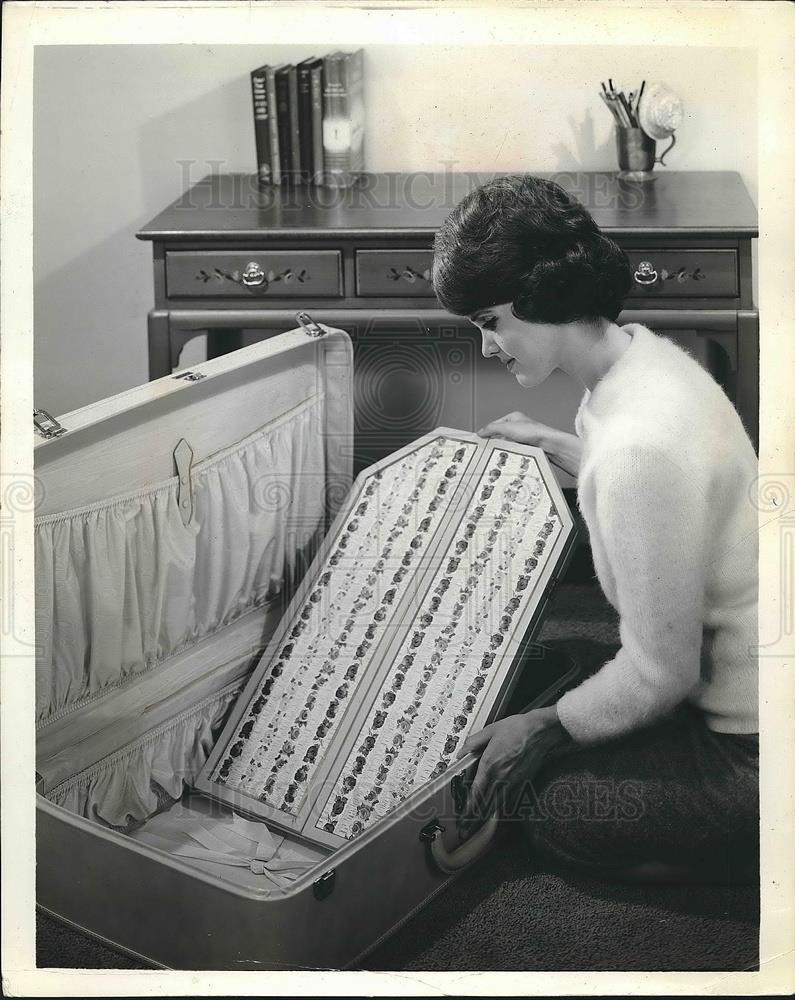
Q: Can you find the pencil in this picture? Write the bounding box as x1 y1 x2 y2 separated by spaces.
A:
613 93 632 127
599 90 621 125
618 92 636 127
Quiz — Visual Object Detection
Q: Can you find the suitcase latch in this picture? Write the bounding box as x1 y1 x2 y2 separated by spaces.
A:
296 311 326 338
313 868 336 901
33 408 66 439
173 438 195 527
173 370 206 382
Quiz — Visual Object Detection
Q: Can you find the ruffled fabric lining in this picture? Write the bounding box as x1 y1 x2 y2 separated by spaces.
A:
46 681 242 831
35 394 326 725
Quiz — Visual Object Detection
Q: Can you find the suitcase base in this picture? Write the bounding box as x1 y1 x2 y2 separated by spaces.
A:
37 643 581 969
34 327 580 969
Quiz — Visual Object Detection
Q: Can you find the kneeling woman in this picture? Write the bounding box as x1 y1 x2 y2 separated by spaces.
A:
432 174 759 884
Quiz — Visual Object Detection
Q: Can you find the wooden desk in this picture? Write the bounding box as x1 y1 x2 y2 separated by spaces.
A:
137 171 759 455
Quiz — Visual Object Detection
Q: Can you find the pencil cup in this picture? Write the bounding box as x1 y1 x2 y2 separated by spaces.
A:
615 126 656 174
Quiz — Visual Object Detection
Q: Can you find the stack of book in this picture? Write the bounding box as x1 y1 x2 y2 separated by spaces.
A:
251 50 364 188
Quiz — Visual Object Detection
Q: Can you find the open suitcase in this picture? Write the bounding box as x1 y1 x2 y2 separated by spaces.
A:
34 321 578 970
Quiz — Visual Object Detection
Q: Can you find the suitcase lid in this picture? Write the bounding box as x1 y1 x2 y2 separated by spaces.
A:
197 427 577 849
34 327 354 767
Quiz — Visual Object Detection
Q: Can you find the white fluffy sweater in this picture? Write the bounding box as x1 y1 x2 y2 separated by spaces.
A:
555 323 759 745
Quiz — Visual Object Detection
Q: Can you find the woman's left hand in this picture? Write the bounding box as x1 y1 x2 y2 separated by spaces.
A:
455 705 572 837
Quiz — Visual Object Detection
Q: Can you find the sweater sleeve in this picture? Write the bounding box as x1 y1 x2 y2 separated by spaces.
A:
556 445 709 744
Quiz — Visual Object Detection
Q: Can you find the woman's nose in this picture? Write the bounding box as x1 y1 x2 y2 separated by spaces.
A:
481 330 499 359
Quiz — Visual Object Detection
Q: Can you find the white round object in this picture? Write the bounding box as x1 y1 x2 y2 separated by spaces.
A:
638 82 684 140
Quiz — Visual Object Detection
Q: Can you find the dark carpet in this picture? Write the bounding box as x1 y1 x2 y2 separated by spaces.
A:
363 832 760 972
36 580 760 971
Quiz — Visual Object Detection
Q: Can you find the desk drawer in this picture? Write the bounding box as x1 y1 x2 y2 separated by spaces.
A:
356 250 436 297
625 250 737 298
354 248 738 300
166 250 343 298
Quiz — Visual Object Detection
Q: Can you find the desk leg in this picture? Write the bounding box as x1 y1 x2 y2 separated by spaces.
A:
147 310 172 381
207 328 244 361
737 310 759 453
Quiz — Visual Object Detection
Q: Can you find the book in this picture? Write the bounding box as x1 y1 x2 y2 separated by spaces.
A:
274 65 293 183
322 49 365 188
250 64 275 184
309 59 324 185
265 66 281 185
287 64 301 181
297 57 321 184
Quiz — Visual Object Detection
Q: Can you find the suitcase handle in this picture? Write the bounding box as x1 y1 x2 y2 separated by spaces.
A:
420 815 499 875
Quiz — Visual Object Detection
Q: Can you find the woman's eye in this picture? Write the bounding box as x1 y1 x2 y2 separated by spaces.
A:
480 318 497 331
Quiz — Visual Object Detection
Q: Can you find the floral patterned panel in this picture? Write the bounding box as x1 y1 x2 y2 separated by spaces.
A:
210 436 479 816
315 449 561 840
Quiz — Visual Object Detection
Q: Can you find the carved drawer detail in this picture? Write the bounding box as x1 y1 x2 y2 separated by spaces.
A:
356 250 436 297
165 250 343 298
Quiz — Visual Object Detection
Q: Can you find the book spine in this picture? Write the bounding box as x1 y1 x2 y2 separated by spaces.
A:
250 67 273 184
310 62 324 185
297 62 314 184
265 67 281 185
322 53 346 187
349 49 365 181
275 70 292 183
288 65 301 178
323 50 364 188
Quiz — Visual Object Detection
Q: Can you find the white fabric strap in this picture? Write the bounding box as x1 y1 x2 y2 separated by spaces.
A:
174 815 313 880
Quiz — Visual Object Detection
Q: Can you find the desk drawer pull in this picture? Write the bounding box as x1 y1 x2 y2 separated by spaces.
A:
241 262 267 286
633 261 658 285
625 250 737 298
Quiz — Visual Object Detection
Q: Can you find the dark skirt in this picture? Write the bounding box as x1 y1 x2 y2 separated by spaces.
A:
522 701 759 883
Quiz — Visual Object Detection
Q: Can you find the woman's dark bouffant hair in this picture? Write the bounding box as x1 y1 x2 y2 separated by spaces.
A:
432 174 632 324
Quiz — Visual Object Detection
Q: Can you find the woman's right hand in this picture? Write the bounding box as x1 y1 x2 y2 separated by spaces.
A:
477 411 552 447
477 411 582 478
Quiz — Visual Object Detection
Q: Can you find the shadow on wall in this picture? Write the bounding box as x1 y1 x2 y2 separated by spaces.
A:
549 108 616 171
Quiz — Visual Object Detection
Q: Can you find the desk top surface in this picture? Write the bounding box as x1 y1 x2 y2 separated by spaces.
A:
138 170 758 241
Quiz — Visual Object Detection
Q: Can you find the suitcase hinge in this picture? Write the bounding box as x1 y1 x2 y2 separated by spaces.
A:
173 370 206 381
173 438 195 527
33 408 67 439
313 868 336 901
419 819 445 843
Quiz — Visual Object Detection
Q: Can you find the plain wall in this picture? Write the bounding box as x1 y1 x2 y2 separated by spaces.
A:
34 43 757 432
